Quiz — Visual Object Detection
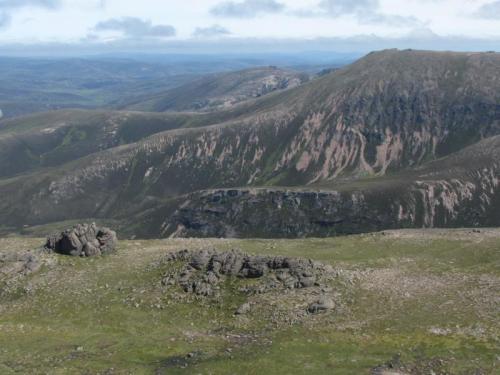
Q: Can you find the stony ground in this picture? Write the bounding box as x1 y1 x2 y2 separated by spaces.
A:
0 229 499 374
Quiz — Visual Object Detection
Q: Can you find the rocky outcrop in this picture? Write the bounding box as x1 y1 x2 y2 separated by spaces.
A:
158 149 500 238
160 249 333 297
45 223 117 257
162 189 387 238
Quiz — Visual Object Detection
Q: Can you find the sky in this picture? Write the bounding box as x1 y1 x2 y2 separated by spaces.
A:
0 0 499 55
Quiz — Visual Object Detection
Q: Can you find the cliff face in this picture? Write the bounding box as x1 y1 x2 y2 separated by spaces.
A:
158 189 390 238
129 135 500 238
0 50 499 237
150 161 500 239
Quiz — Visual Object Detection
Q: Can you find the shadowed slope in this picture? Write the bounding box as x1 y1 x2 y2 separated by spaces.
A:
122 134 500 238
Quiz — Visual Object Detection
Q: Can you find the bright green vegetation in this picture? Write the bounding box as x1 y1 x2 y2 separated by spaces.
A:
1 229 499 374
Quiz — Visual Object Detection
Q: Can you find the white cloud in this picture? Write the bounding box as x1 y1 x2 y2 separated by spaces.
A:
476 0 500 19
318 0 377 17
295 0 423 27
192 24 231 38
94 17 176 39
0 11 9 28
0 0 60 8
0 0 61 30
211 0 285 18
0 0 497 49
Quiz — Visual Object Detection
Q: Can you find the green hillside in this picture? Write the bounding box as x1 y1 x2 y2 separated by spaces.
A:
1 230 498 374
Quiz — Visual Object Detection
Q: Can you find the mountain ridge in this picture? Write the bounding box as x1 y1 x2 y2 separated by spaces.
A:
125 66 309 113
0 49 499 236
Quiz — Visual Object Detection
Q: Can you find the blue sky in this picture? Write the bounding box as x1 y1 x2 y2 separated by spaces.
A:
0 0 498 54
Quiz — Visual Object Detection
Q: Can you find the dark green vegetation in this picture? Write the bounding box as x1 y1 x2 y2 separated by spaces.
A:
0 49 499 237
0 229 499 373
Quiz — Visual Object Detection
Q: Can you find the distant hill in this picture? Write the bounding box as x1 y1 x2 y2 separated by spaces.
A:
0 57 202 119
0 55 340 119
0 49 499 237
125 67 309 112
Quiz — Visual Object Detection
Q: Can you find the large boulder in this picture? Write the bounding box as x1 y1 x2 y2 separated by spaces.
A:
45 223 117 257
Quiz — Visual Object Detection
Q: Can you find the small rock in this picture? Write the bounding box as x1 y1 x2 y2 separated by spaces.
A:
235 302 251 315
308 296 335 314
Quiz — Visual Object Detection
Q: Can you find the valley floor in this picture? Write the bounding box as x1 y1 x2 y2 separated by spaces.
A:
0 229 499 374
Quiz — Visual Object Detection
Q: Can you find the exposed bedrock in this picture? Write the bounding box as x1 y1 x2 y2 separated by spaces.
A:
45 223 117 257
159 249 334 299
158 168 500 238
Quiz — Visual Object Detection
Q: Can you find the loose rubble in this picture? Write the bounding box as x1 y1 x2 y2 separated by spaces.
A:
0 250 51 300
371 355 449 375
45 223 117 257
0 251 41 278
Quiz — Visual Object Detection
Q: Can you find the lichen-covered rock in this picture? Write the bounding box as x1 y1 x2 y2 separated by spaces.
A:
45 223 117 257
161 249 332 297
308 296 335 314
235 302 251 315
154 249 345 325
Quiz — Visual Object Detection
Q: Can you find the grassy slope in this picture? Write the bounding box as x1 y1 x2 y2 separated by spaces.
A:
0 229 498 374
0 108 246 180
